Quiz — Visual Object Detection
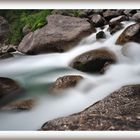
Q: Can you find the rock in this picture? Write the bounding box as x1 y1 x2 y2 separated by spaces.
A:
108 15 128 34
91 14 106 27
132 13 140 22
0 99 35 111
52 9 94 19
116 23 140 45
41 84 140 130
0 44 17 53
22 25 32 36
96 31 106 40
103 10 123 21
51 10 77 17
93 9 106 15
78 10 94 18
0 77 23 107
108 23 123 35
0 16 9 43
70 48 117 74
109 15 128 27
18 15 95 55
7 47 16 53
123 10 137 17
0 53 13 60
51 75 83 93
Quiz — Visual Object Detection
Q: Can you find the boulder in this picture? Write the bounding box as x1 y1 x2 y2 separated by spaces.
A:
91 14 106 27
103 10 123 21
108 23 123 35
0 16 9 43
0 99 35 111
132 13 140 22
108 15 128 35
70 48 117 74
123 10 137 17
93 9 106 15
109 15 128 27
78 9 94 18
18 15 95 55
51 10 78 17
51 75 83 93
41 84 140 130
0 77 23 107
116 23 140 45
96 31 106 40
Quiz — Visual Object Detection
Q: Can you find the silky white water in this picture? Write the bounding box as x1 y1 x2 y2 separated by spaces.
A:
0 21 140 130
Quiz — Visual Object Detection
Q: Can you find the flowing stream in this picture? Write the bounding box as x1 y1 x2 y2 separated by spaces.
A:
0 21 140 130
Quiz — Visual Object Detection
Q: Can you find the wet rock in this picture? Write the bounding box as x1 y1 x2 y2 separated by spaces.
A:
0 16 9 43
109 15 128 27
0 77 23 107
0 53 13 60
0 99 35 111
41 84 140 130
96 31 106 40
116 23 140 45
18 15 95 55
108 15 128 35
132 13 140 22
109 23 123 35
123 10 137 17
51 75 83 93
91 14 106 27
103 10 123 21
70 48 117 74
22 25 32 36
0 44 17 53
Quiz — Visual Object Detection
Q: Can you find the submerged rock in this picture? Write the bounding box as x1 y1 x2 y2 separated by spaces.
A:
0 99 35 111
41 84 140 130
18 15 95 55
51 75 83 93
116 23 140 45
70 48 117 74
0 77 23 107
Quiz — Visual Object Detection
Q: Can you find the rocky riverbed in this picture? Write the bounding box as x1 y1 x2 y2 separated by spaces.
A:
0 9 140 130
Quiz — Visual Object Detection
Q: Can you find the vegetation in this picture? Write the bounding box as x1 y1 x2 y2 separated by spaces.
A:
0 10 82 45
0 10 52 45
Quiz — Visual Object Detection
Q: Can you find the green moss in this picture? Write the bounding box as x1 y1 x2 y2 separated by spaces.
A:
0 10 81 45
21 10 52 31
0 10 52 45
